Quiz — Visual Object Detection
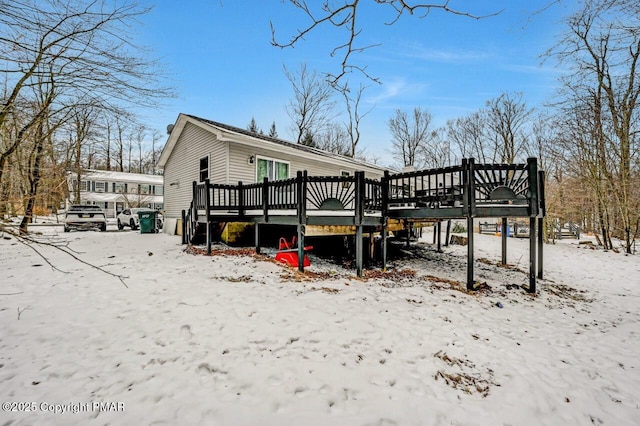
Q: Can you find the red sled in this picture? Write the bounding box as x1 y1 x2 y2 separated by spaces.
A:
276 237 312 267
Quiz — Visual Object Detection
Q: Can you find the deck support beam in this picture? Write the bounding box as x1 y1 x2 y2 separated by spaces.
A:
297 224 305 272
529 217 537 293
436 220 442 252
356 226 363 277
382 220 388 271
466 216 474 291
501 217 507 265
255 223 260 254
205 179 211 255
444 220 451 247
537 217 544 279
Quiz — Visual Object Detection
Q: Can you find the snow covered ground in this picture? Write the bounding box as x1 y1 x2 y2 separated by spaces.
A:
1 225 639 425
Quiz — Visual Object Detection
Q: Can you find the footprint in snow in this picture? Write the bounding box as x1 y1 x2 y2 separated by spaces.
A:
180 324 192 340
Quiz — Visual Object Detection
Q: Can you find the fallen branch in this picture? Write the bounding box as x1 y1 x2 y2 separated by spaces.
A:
1 224 128 288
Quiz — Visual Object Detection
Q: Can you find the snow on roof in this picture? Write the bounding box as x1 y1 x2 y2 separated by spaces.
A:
70 169 163 185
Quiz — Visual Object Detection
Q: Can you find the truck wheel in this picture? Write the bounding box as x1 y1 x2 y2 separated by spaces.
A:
130 218 137 230
117 219 124 230
64 226 70 233
100 224 107 232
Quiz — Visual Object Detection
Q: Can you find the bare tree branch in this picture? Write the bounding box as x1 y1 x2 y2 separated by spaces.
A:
271 1 501 86
0 224 129 287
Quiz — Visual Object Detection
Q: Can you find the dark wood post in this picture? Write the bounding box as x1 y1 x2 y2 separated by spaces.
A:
262 177 269 223
296 171 307 272
204 178 211 255
529 217 537 293
192 181 198 222
354 171 365 277
255 223 260 254
501 217 508 265
238 181 244 218
527 157 539 217
432 223 437 244
181 209 186 244
381 172 389 271
444 219 451 247
436 220 442 253
537 170 546 280
466 158 476 291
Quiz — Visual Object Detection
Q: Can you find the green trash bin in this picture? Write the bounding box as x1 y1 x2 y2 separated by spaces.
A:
138 210 158 234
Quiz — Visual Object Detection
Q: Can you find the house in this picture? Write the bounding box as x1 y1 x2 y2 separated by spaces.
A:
157 114 390 222
67 169 164 218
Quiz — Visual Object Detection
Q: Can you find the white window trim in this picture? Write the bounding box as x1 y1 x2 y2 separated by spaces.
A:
255 155 291 182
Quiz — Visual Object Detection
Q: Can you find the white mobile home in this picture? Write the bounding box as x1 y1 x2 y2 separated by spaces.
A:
157 114 389 220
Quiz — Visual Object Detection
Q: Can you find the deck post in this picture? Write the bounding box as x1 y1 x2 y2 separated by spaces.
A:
205 179 211 255
432 223 437 244
467 217 474 291
262 177 269 223
466 158 476 291
529 217 537 293
354 171 365 277
501 217 508 265
238 181 244 218
537 217 544 279
444 219 451 247
192 181 198 222
381 219 388 271
181 209 186 244
296 171 307 272
405 220 410 248
437 220 442 252
381 172 389 271
537 170 546 280
255 223 260 254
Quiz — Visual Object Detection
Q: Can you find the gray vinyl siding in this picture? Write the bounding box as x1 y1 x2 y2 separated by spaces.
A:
227 141 385 184
163 123 227 218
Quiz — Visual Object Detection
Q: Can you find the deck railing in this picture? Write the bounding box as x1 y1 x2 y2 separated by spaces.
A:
188 157 543 223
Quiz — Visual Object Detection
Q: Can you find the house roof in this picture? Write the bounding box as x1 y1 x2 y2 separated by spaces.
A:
157 113 390 173
69 169 163 185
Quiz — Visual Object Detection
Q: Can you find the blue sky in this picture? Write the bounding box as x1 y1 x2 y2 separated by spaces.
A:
137 1 579 162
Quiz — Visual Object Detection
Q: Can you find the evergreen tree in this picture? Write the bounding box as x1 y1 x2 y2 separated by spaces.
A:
247 116 260 134
300 129 315 147
268 121 278 138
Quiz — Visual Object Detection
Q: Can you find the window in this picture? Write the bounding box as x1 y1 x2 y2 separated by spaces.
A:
139 184 151 195
95 182 105 193
256 157 289 181
154 185 163 196
341 170 351 188
114 182 125 193
79 181 87 191
199 157 209 182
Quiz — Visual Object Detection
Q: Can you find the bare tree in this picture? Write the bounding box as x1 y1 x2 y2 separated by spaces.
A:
389 107 435 167
485 92 532 163
549 0 640 253
342 83 373 157
271 1 499 86
446 112 489 162
315 124 351 156
0 0 172 222
284 63 336 145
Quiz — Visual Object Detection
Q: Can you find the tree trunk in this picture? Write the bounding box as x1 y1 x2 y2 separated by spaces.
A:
19 123 46 234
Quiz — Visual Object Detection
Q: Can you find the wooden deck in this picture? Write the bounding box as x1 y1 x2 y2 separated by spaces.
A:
182 157 546 292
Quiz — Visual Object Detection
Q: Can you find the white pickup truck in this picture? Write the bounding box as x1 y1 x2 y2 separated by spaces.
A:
64 205 107 232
